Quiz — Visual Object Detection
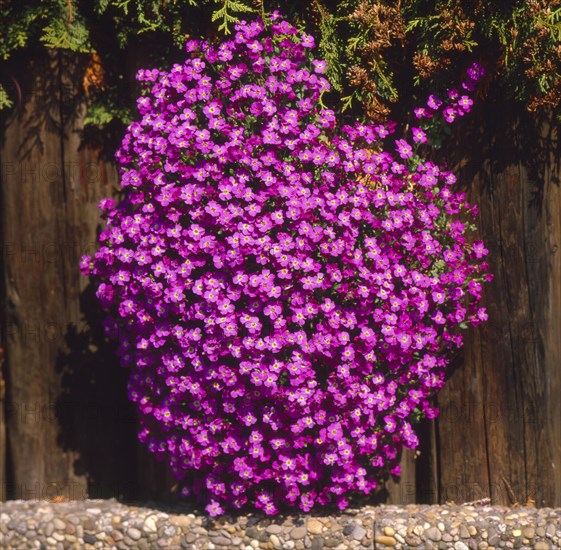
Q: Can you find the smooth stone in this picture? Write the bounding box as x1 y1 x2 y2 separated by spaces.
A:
144 515 158 533
523 528 535 539
405 534 422 545
383 527 395 537
82 518 96 531
212 536 233 546
455 543 469 550
533 544 550 550
546 524 556 537
163 525 178 537
53 518 65 530
127 527 142 540
311 537 324 550
290 527 307 540
426 527 443 541
83 534 97 544
270 534 282 549
247 527 261 539
307 520 323 535
267 525 283 535
170 516 192 528
460 525 470 539
374 535 396 546
351 525 366 541
283 542 295 550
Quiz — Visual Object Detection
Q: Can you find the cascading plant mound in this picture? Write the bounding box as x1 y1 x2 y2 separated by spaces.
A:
82 12 491 515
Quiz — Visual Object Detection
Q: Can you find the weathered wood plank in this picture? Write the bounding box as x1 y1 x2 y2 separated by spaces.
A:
1 51 83 499
0 347 5 501
527 116 561 507
385 449 416 504
435 105 561 507
0 48 176 502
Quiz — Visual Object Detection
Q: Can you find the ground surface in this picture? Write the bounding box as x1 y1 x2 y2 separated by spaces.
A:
0 499 560 549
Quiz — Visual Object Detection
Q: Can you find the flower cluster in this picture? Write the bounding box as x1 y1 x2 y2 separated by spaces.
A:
83 13 490 516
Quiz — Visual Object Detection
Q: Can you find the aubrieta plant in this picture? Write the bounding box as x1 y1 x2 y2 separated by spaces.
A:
82 12 491 516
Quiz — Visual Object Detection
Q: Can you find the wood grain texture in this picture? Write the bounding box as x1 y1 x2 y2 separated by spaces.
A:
435 104 561 507
0 347 5 500
1 53 559 506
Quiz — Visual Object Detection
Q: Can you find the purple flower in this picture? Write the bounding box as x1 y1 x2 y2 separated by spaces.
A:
86 13 491 518
395 139 413 159
411 127 427 144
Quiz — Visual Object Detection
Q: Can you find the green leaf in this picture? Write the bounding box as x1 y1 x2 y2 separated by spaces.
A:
84 103 115 126
40 17 92 53
212 0 255 34
96 0 111 14
0 84 14 109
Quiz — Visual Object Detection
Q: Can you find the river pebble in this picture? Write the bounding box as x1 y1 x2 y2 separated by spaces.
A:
0 500 559 549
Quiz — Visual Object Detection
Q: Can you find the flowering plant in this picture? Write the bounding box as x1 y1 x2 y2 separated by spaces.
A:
82 13 490 516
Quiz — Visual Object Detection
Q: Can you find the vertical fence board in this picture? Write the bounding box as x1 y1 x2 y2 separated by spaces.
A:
0 347 5 500
435 106 561 507
1 52 85 499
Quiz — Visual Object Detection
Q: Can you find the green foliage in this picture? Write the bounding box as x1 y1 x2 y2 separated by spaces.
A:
0 3 50 60
83 99 132 127
1 0 560 123
211 0 255 34
40 17 91 52
315 4 344 93
0 84 14 109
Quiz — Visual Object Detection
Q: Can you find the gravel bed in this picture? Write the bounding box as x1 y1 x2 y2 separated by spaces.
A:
0 499 560 549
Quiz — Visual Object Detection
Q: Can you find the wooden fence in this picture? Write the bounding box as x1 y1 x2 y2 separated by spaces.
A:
1 48 559 506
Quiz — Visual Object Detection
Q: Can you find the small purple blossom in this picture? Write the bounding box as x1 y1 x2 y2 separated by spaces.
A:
84 16 490 517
